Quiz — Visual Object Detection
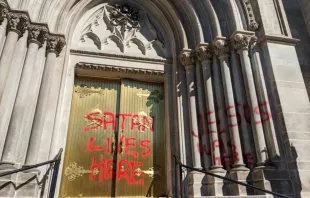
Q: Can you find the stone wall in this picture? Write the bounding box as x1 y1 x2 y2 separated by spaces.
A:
0 0 309 197
283 0 310 99
297 0 310 35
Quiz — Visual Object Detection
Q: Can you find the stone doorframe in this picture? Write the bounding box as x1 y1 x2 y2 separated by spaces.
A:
51 49 175 197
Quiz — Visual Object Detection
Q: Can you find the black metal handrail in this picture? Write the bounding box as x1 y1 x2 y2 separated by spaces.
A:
0 148 63 197
173 155 290 198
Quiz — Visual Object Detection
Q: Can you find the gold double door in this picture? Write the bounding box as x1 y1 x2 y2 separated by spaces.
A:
60 77 166 197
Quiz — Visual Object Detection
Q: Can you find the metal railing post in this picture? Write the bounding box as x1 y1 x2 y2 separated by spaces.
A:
172 155 290 198
49 150 62 198
179 163 183 198
0 149 63 198
174 155 183 198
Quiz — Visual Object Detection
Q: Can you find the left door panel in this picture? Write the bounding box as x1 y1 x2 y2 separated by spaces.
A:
60 77 120 197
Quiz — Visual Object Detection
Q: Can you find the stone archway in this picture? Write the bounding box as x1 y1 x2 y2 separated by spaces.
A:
0 0 305 197
56 2 176 197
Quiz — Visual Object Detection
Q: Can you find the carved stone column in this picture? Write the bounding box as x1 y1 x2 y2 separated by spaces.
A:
229 41 256 169
213 38 247 171
232 32 267 168
0 12 29 158
2 25 48 164
26 34 65 165
210 50 232 171
196 44 224 172
0 12 29 99
181 50 210 197
0 2 8 54
180 49 202 169
249 37 279 162
194 59 211 169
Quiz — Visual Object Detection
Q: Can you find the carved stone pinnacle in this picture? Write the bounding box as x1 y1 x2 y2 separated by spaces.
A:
213 39 230 57
180 50 195 68
46 35 66 56
28 25 48 47
7 13 29 36
196 44 213 63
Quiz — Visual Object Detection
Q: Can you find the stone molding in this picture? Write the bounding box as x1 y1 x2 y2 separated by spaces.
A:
180 49 196 69
70 49 170 64
196 43 213 64
46 34 66 56
7 12 29 36
212 37 230 58
257 34 299 46
28 24 48 47
76 62 165 76
240 0 259 31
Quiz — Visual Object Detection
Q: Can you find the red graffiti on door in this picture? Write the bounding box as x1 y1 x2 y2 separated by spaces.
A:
84 110 155 132
89 156 144 185
82 107 155 186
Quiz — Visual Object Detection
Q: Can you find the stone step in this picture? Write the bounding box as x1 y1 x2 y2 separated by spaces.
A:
197 196 267 198
195 194 291 198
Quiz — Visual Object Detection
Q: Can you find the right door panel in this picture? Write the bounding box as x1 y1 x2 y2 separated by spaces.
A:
115 79 166 197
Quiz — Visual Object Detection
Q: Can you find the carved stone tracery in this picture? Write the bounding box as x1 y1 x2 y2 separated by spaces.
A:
77 4 167 58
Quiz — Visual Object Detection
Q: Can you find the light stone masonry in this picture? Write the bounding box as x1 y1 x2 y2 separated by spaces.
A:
0 0 308 197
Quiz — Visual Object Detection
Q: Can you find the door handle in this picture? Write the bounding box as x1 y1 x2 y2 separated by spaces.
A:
111 131 125 155
120 140 124 155
111 134 116 155
119 131 125 155
135 167 162 178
